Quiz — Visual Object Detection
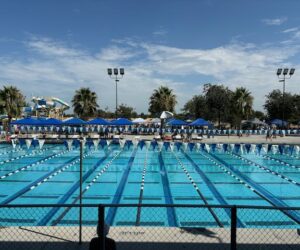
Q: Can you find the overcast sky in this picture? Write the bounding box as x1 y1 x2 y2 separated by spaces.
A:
0 0 299 113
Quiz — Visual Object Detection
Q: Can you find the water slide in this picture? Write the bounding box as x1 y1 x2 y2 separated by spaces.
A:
51 97 70 109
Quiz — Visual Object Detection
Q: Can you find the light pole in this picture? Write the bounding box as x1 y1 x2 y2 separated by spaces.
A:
107 68 125 118
276 68 295 129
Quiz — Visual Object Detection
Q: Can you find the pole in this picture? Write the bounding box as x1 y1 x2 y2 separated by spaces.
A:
231 206 237 250
115 79 119 118
282 75 285 129
98 205 105 250
79 140 83 244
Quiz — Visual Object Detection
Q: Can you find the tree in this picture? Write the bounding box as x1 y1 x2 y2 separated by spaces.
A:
251 110 266 121
0 85 25 129
203 84 232 127
72 88 98 119
292 94 300 124
231 87 253 128
264 89 295 121
182 95 207 119
116 104 137 119
97 107 114 119
148 86 177 116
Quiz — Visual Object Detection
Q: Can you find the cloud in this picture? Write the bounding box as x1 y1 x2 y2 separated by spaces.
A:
0 35 299 114
153 28 168 37
282 27 298 33
262 17 287 26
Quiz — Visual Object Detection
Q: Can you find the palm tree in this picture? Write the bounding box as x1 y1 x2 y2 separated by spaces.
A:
148 86 177 116
72 88 99 119
0 86 25 130
232 87 253 128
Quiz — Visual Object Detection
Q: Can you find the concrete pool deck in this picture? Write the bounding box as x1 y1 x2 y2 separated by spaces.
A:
0 226 299 250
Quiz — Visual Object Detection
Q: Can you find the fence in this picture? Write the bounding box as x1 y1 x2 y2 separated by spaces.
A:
0 204 299 250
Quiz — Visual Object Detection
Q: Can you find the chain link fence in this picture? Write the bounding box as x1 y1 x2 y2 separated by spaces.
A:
0 204 299 250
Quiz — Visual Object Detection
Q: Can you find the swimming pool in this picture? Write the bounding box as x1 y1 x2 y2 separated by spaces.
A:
0 142 299 228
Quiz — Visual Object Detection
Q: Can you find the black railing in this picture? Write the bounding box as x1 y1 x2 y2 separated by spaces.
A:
0 203 299 250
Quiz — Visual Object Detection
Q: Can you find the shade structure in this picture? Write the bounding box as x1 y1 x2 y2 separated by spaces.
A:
150 118 161 124
63 118 86 126
242 118 267 126
132 118 145 124
11 118 42 126
248 118 267 125
87 118 109 125
160 111 174 119
110 118 133 126
270 119 288 127
167 119 188 126
41 118 63 126
189 118 211 127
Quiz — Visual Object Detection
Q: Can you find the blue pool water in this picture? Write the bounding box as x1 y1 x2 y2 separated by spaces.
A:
0 143 299 228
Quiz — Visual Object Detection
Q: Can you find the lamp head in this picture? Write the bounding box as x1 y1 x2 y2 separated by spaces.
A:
120 68 125 75
107 68 112 76
113 68 118 75
283 68 289 75
289 68 295 76
276 68 282 76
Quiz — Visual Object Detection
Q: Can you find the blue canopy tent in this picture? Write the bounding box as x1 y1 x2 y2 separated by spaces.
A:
63 118 86 134
270 119 288 128
11 118 43 126
166 119 188 126
110 118 133 126
41 118 63 126
11 118 43 134
87 118 109 125
63 118 86 126
189 118 212 127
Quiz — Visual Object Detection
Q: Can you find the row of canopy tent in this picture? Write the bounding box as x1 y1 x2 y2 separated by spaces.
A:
242 118 290 127
166 118 212 127
11 117 213 127
11 117 133 126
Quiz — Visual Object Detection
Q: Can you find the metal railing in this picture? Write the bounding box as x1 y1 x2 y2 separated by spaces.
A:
0 203 299 250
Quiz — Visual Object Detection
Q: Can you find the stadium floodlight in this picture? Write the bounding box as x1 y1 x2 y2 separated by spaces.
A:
283 68 289 75
277 68 282 76
276 67 296 129
107 68 125 117
289 68 295 76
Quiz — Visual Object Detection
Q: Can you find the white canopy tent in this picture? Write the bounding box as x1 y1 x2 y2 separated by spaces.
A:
132 118 146 124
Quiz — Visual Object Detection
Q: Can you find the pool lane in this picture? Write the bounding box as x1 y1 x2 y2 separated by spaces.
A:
1 150 81 205
0 145 59 176
161 150 227 228
135 148 148 226
180 150 244 227
238 153 300 207
233 153 300 187
50 149 122 226
172 151 224 227
0 147 67 181
106 148 138 225
207 151 300 227
262 154 300 181
0 148 108 226
50 147 143 227
38 149 112 226
0 147 69 202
